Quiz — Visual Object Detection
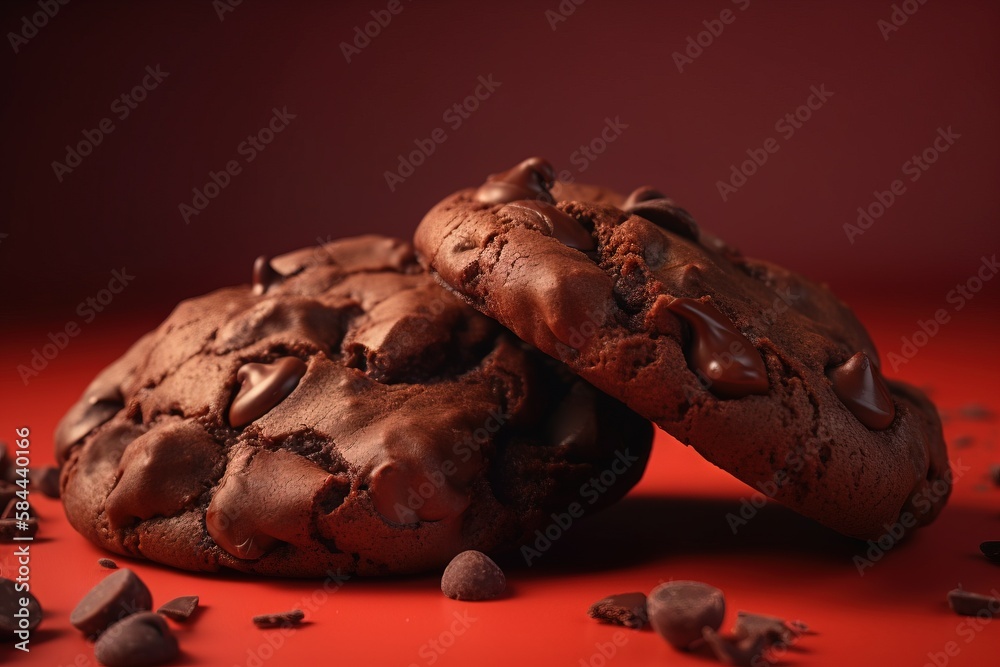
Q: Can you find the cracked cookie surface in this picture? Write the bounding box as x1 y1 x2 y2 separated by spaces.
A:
55 235 652 576
414 158 950 539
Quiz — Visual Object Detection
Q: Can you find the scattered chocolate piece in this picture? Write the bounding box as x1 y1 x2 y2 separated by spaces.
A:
587 592 648 629
157 596 199 622
0 577 42 639
959 404 996 421
252 608 304 629
29 466 61 499
0 442 11 482
98 558 119 569
0 517 38 541
94 612 179 667
70 569 153 637
981 541 1000 563
647 580 726 650
441 550 506 601
733 611 807 647
947 588 1000 617
952 435 974 449
703 627 767 667
989 464 1000 486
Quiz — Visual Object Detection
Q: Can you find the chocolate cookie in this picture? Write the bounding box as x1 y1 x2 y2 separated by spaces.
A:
56 236 652 576
414 158 950 539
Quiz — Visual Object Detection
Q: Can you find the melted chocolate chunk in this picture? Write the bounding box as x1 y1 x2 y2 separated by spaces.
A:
55 384 124 462
502 200 595 251
826 352 895 430
622 186 666 209
475 157 556 204
229 357 308 427
627 199 700 241
252 255 282 295
666 298 769 399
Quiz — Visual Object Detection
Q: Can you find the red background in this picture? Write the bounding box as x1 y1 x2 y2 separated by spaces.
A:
2 1 999 666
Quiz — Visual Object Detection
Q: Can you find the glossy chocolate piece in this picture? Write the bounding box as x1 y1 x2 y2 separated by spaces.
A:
105 421 222 528
502 200 595 251
980 541 1000 563
826 352 895 430
368 460 471 524
55 384 124 462
666 298 769 399
627 198 700 241
94 612 178 667
440 550 506 601
252 609 305 628
70 568 153 637
588 592 649 629
947 588 999 617
648 580 726 650
252 255 282 295
622 185 666 209
229 357 308 427
475 157 556 204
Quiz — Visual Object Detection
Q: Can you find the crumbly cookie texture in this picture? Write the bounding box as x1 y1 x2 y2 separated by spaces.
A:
414 158 950 539
56 235 652 576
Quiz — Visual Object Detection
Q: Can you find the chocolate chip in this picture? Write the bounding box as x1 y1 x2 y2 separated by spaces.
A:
252 255 282 295
70 569 153 637
826 352 895 430
157 596 199 622
587 592 648 629
666 298 769 399
0 577 42 638
475 157 556 204
647 580 726 650
0 442 11 483
441 550 506 601
502 200 595 251
229 357 308 427
702 627 767 667
55 384 125 462
626 198 700 242
622 186 666 209
947 588 1000 617
959 404 995 421
0 517 38 541
990 464 1000 486
982 542 1000 563
29 466 60 499
252 609 304 628
98 558 119 569
94 612 178 667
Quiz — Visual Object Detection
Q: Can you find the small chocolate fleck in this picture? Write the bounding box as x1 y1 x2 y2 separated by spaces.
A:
94 612 178 667
959 404 996 421
947 588 999 617
441 550 506 601
157 595 200 622
252 608 304 629
98 558 119 570
953 435 974 449
588 592 648 629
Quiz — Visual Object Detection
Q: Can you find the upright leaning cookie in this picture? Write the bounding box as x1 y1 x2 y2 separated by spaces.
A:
414 158 950 539
55 236 652 576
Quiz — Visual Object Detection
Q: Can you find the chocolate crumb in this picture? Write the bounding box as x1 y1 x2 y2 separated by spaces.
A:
157 596 199 622
947 588 1000 617
98 558 119 569
588 592 648 629
980 541 1000 564
252 609 304 628
989 464 1000 486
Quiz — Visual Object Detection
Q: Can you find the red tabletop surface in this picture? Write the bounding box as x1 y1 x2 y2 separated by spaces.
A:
1 295 998 667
